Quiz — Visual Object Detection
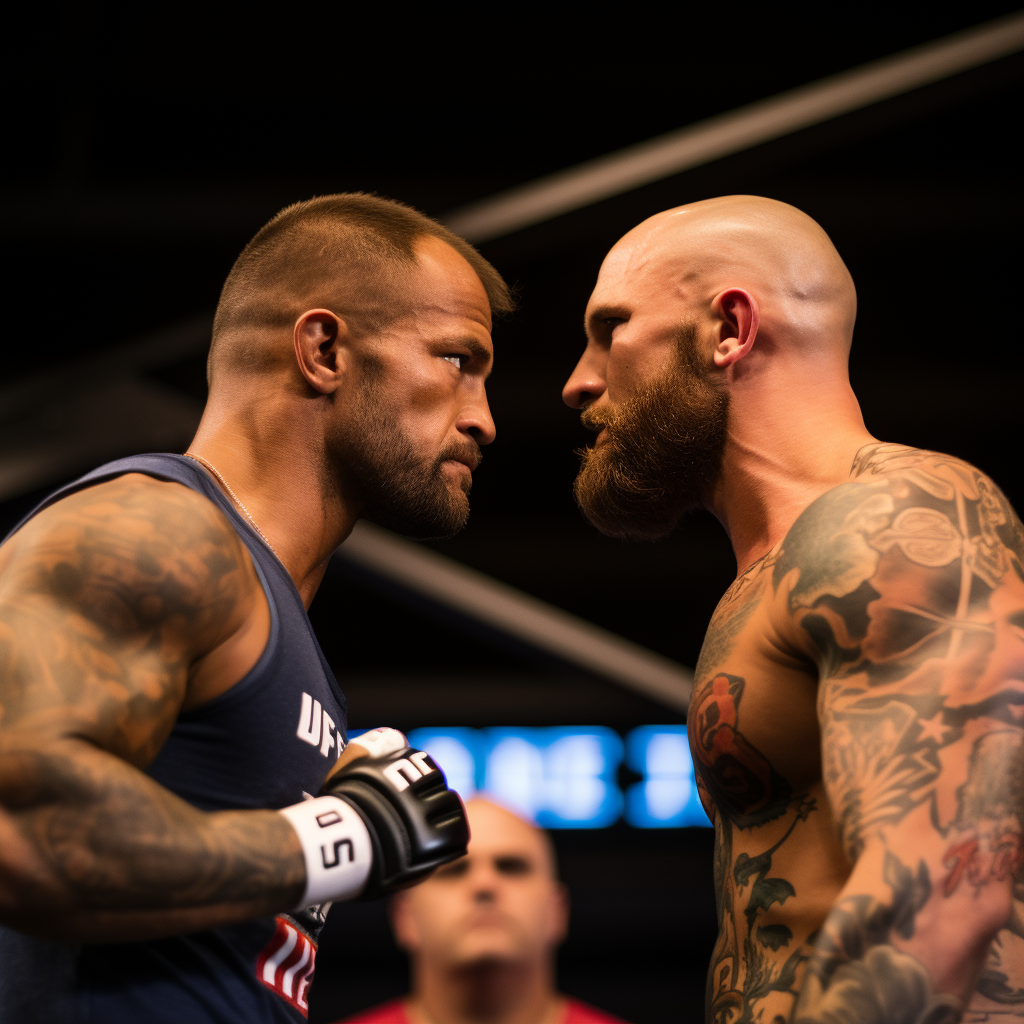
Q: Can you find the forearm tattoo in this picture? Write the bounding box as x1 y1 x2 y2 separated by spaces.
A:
0 477 303 933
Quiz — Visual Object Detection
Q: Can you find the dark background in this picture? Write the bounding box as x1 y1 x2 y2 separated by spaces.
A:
3 6 1022 1022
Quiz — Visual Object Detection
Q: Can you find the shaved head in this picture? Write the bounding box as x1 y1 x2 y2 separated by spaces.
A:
464 798 559 878
602 195 857 355
392 796 567 971
567 195 860 540
208 192 513 386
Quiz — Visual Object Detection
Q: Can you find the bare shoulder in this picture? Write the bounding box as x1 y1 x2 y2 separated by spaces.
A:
6 471 247 553
852 440 1009 490
851 441 1023 563
772 443 1023 668
1 473 257 634
0 474 261 764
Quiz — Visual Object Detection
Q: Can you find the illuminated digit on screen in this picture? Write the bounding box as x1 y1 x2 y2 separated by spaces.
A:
624 726 710 828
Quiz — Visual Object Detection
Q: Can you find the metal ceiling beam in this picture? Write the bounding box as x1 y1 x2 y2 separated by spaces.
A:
0 315 211 420
442 12 1024 243
336 522 693 712
0 316 211 504
6 17 1021 710
331 13 1024 710
0 376 202 501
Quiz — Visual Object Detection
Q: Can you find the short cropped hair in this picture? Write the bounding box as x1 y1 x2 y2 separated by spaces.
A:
209 193 514 380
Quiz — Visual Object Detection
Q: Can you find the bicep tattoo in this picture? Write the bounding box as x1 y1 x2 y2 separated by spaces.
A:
774 452 1023 854
0 479 299 930
0 475 251 763
775 450 1024 1019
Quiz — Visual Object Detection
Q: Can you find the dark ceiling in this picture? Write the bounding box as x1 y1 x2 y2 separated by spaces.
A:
3 9 1022 1021
3 6 1022 723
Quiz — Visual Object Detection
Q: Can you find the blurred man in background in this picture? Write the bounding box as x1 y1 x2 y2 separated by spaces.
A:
339 798 630 1024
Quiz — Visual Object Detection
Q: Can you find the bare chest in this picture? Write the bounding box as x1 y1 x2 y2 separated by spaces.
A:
690 559 852 1023
689 555 822 828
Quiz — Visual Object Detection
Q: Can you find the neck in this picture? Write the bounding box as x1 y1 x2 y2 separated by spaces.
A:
707 363 875 573
409 958 563 1024
186 389 359 607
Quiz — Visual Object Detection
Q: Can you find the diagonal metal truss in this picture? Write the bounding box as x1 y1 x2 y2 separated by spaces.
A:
337 522 694 711
442 12 1024 242
4 15 1022 708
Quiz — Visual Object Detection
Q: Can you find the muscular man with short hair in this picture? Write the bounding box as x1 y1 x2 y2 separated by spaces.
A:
562 196 1024 1022
0 193 511 1022
340 798 628 1024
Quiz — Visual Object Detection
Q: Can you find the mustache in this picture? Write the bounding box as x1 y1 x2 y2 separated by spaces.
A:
437 439 483 471
580 405 617 434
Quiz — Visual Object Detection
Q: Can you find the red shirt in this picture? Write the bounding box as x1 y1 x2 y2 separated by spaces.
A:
339 997 630 1023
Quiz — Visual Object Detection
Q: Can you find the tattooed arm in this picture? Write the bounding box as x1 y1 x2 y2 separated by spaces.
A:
0 476 304 942
774 448 1024 1022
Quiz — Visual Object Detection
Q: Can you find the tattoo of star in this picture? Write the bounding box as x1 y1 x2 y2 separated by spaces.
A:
916 713 950 745
796 796 817 821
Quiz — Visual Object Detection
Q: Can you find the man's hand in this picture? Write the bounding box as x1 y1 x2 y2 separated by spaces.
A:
279 728 469 906
776 446 1024 1021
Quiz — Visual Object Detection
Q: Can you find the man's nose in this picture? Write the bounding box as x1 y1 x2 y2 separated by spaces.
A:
563 348 607 410
470 867 499 901
458 389 497 446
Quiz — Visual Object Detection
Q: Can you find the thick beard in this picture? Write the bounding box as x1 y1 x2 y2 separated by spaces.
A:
573 322 728 541
331 383 479 540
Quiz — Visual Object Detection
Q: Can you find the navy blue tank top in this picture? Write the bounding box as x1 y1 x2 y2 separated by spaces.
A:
0 454 348 1024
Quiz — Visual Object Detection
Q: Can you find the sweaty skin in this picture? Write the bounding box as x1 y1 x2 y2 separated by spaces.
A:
564 197 1024 1023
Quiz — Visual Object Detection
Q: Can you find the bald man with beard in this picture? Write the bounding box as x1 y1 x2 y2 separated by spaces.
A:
563 196 1024 1023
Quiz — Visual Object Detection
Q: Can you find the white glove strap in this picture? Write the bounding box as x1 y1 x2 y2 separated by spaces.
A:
279 795 373 908
350 727 407 758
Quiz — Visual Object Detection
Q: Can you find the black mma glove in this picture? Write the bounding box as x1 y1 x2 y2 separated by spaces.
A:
278 728 469 907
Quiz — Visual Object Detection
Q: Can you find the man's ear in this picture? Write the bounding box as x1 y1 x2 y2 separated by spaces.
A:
548 880 570 946
389 892 419 953
293 309 349 393
711 288 759 368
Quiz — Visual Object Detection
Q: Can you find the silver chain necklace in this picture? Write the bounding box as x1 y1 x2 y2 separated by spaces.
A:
184 452 280 558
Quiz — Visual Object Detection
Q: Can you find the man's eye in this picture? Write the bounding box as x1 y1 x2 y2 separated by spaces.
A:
443 355 462 369
436 858 470 879
495 856 532 876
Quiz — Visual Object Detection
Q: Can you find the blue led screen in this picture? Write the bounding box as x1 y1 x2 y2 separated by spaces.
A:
350 726 711 830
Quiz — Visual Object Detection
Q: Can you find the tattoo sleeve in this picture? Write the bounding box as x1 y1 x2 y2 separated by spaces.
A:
0 477 304 941
777 446 1024 1022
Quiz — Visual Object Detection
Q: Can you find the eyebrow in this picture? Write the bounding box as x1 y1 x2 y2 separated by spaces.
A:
494 854 534 873
446 336 494 374
463 338 491 360
435 857 470 876
585 304 630 335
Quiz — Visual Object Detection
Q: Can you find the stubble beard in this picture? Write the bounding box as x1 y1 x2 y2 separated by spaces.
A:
573 321 729 541
331 383 479 540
